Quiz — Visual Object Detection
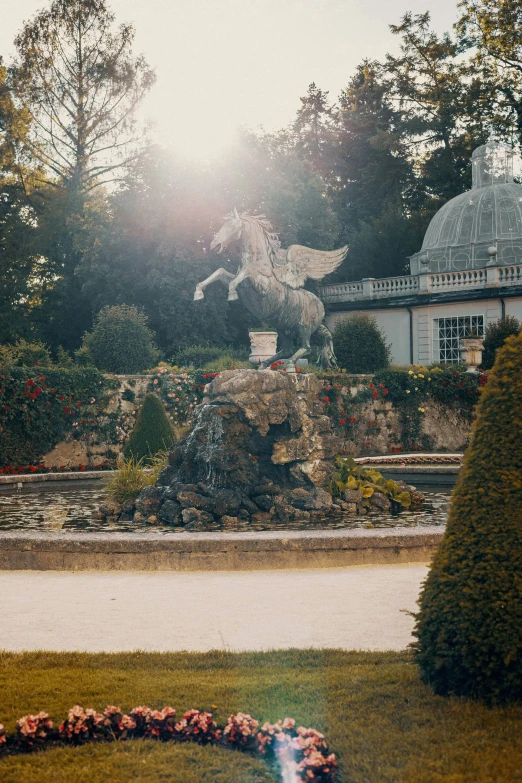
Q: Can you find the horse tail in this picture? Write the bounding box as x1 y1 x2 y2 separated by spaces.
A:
314 323 337 371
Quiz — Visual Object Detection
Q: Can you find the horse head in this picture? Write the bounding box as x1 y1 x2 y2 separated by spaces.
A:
210 208 242 254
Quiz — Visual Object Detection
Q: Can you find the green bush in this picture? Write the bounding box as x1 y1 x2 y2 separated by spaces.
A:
333 314 390 373
414 330 522 703
173 344 249 368
81 305 160 374
124 393 175 461
0 339 53 368
481 315 520 370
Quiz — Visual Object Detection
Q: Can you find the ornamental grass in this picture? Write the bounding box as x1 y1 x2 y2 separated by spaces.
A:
2 650 522 782
414 330 522 703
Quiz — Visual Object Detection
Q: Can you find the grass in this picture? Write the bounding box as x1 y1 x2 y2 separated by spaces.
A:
1 649 522 782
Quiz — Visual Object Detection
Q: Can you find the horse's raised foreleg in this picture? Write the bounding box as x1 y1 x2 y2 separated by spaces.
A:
194 268 235 300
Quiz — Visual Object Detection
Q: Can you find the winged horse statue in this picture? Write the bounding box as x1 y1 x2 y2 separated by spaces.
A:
194 209 347 370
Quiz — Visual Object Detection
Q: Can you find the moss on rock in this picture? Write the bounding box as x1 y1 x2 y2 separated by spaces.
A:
414 331 522 703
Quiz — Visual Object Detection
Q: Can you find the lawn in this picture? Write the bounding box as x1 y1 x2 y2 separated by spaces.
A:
1 649 522 782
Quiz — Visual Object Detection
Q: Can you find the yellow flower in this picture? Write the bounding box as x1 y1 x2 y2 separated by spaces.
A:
408 370 414 375
428 377 432 381
413 374 417 378
415 387 419 391
418 407 425 412
406 390 410 394
418 373 424 378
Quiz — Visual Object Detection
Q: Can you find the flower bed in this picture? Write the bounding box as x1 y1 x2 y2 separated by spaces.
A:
0 706 336 782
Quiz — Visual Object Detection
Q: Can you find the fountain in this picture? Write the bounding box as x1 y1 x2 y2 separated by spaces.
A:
132 369 341 528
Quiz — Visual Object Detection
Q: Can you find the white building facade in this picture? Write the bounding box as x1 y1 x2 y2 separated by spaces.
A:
321 139 522 365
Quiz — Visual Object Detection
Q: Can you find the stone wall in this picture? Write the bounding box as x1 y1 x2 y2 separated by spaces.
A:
41 372 472 468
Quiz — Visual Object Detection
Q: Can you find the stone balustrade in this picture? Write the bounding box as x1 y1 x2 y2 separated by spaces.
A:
320 263 522 303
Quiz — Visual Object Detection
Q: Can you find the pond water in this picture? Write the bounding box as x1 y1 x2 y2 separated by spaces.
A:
0 483 451 533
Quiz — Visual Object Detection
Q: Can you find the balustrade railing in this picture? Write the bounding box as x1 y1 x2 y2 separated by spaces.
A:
499 265 522 285
429 270 486 291
320 264 522 303
371 276 419 298
319 282 364 302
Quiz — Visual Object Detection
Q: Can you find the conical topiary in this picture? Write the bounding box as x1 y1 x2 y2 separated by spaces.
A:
123 393 175 461
414 331 522 704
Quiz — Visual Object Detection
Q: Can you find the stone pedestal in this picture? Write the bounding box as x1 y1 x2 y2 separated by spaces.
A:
248 331 278 365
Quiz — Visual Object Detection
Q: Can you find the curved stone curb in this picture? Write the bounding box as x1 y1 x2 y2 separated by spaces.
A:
0 526 443 571
0 470 114 486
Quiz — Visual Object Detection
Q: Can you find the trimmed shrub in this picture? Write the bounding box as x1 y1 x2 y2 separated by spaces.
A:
333 314 390 373
81 305 159 374
481 315 520 370
414 331 522 703
124 393 175 461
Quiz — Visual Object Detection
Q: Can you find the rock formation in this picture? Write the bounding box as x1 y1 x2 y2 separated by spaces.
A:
133 369 341 529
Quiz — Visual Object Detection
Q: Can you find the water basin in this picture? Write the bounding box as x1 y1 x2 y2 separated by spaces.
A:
0 483 451 533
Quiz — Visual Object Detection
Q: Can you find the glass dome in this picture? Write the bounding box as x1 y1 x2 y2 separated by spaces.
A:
410 139 522 274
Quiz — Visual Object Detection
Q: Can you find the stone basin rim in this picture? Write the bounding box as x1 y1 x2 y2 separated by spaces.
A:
0 524 443 543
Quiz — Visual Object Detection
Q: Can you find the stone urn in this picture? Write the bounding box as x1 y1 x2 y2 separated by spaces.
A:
248 331 278 365
459 338 484 372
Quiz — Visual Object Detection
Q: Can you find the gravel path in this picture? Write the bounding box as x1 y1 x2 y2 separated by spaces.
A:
0 564 429 652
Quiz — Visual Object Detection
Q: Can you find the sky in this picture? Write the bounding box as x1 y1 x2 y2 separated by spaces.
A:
0 0 460 160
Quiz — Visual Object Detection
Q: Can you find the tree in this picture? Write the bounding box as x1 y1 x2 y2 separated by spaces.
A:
11 0 155 193
481 315 520 369
385 12 485 202
124 393 175 461
80 304 159 373
332 313 390 373
414 330 522 703
293 83 335 173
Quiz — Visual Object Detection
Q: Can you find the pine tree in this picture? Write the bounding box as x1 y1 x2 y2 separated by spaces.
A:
414 330 522 703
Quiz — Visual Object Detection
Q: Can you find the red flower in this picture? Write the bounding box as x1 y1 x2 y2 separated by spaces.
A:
321 396 329 403
372 392 378 398
58 395 65 401
338 418 347 425
383 388 389 395
349 417 357 423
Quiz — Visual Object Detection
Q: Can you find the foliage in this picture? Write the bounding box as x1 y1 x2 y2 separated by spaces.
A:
123 393 175 461
81 305 159 374
103 456 157 503
11 0 155 191
329 455 413 509
457 0 522 144
319 365 486 452
0 339 52 367
481 315 520 369
2 650 522 782
332 314 390 373
0 367 108 467
174 345 249 368
385 12 484 202
150 368 218 427
414 331 522 703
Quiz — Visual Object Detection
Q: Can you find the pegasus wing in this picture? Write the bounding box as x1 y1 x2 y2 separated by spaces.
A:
273 244 348 289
